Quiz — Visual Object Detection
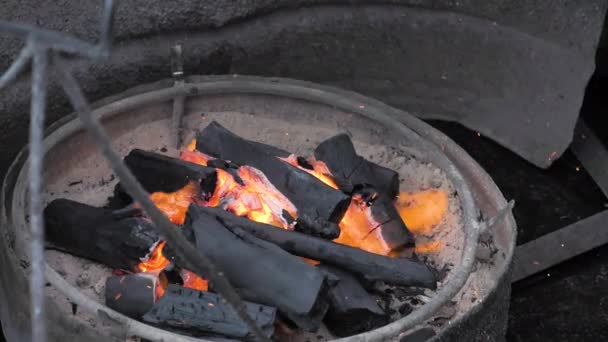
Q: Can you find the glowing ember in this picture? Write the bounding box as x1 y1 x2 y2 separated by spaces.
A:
334 194 392 255
186 138 197 152
395 190 448 235
285 155 449 255
180 149 212 166
280 155 339 189
138 241 170 273
181 270 209 292
414 240 443 255
181 148 297 229
148 181 199 225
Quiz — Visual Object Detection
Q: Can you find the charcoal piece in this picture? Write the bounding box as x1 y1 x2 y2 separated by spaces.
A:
369 196 415 249
128 148 217 191
44 199 159 271
314 134 398 198
195 121 350 239
167 206 333 331
105 273 158 319
143 285 276 340
108 149 217 208
318 265 389 337
193 206 436 289
314 134 415 249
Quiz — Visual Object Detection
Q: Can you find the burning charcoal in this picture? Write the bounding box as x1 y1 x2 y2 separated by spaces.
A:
314 134 399 199
166 205 334 331
44 199 159 271
194 206 437 289
195 121 350 239
105 273 159 319
314 134 415 249
143 285 276 340
110 149 217 205
317 265 389 337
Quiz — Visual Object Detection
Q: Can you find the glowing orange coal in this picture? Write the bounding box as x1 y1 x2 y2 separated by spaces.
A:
181 269 209 292
181 149 297 229
334 194 393 255
286 156 449 256
280 155 339 190
148 181 199 225
138 241 171 273
395 190 448 236
136 181 209 295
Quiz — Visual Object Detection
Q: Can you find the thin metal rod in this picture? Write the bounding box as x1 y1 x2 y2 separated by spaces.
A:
170 45 185 148
54 59 270 342
512 209 608 282
480 200 514 234
0 21 100 59
29 44 48 342
99 0 116 54
0 43 33 89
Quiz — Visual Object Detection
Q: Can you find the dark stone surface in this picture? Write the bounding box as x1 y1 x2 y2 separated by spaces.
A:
0 1 604 170
427 119 607 342
429 121 607 245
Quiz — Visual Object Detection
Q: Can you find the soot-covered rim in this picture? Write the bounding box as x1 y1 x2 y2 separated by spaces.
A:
1 75 515 342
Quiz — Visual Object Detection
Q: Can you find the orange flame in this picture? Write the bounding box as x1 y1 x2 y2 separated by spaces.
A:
414 240 443 254
335 194 393 255
181 270 209 292
180 150 212 166
395 190 448 235
136 182 199 274
148 181 199 225
181 149 297 229
138 241 170 273
280 155 339 189
297 157 449 256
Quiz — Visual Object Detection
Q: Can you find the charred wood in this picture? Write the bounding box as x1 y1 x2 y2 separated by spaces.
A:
44 199 159 271
314 134 415 248
142 284 276 340
165 206 333 331
109 149 217 207
192 206 437 289
317 265 389 337
314 134 399 199
105 273 158 319
195 121 350 239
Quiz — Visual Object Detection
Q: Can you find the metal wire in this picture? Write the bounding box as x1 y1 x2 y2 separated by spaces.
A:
55 57 270 342
0 42 33 89
28 43 48 342
0 1 268 340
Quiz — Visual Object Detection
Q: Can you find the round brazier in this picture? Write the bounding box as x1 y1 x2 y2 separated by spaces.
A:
0 76 516 342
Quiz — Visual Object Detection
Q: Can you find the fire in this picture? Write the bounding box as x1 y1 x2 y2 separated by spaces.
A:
148 181 199 225
186 138 197 152
181 149 297 229
414 240 443 254
334 194 392 255
285 155 449 256
180 150 212 166
136 179 209 295
138 241 170 272
280 155 338 189
181 270 209 292
395 190 448 235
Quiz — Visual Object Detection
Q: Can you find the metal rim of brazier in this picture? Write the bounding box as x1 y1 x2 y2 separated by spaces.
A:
1 75 516 342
